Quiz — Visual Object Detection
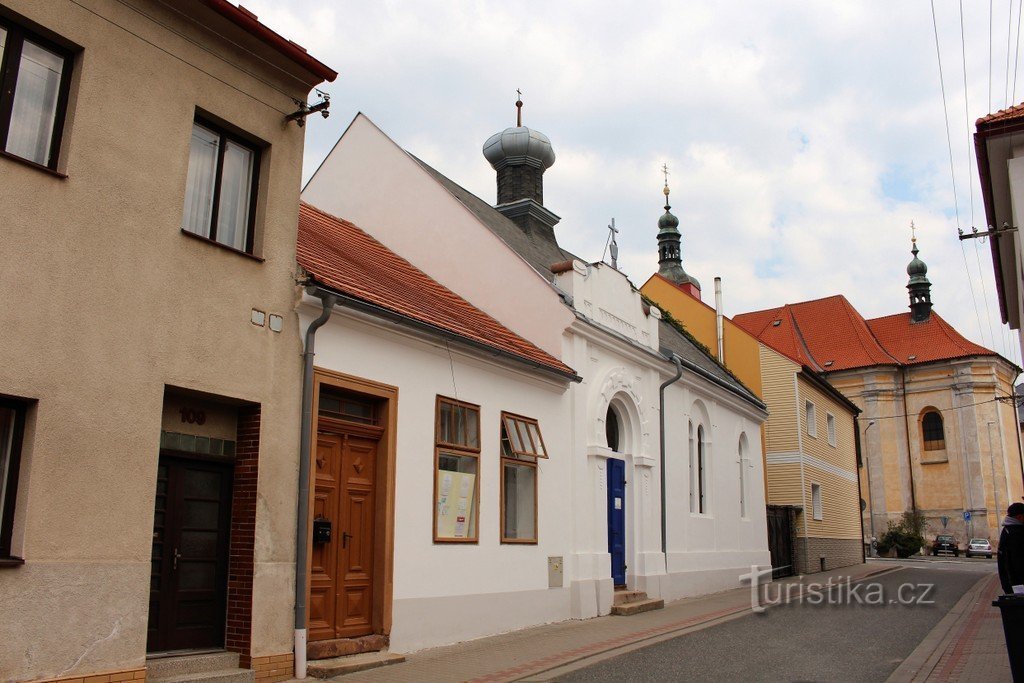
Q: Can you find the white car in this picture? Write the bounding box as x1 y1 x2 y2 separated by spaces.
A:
966 538 993 559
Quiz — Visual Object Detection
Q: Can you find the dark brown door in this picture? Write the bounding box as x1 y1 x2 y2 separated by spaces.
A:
309 427 380 640
148 455 233 652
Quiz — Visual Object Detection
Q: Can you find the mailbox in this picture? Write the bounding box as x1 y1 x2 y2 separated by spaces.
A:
313 517 332 545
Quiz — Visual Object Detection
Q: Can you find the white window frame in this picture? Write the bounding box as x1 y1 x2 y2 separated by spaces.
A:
826 412 836 447
805 400 817 438
811 483 822 520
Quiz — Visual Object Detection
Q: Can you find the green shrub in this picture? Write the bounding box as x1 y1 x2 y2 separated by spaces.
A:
875 511 927 558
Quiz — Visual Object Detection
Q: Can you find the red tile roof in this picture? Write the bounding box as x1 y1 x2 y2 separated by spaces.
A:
297 203 576 379
976 101 1024 127
735 295 998 372
198 1 337 82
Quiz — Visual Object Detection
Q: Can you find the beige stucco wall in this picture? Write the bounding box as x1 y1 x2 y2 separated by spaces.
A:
0 0 324 678
831 357 1024 546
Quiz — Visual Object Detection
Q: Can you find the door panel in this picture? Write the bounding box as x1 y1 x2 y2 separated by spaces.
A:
607 458 626 587
310 429 379 640
148 456 232 652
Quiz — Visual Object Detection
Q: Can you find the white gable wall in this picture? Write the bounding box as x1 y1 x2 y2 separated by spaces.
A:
302 114 574 359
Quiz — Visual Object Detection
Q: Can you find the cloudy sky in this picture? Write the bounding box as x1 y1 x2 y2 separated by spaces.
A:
251 0 1022 363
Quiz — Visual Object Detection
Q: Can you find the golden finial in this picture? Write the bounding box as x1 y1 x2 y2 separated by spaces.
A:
911 220 917 244
662 163 670 197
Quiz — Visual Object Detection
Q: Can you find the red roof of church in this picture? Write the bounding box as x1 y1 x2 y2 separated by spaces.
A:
296 202 577 379
976 102 1024 127
734 295 998 372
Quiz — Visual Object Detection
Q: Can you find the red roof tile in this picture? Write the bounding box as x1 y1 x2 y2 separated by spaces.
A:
297 202 576 379
976 101 1024 127
736 295 998 372
865 312 994 365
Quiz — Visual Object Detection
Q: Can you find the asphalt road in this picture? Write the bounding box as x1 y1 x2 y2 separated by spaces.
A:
560 562 994 682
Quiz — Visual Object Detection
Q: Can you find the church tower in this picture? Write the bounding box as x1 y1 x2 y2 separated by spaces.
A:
907 231 933 323
657 171 701 299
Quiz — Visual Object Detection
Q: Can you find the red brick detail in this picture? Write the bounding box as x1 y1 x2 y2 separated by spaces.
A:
226 404 261 663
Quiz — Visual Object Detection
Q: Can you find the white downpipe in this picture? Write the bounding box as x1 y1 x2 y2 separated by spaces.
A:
295 628 307 679
714 277 724 363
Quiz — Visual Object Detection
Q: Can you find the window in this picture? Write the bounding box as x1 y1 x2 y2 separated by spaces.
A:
500 413 546 543
738 435 747 519
606 405 620 452
182 118 260 253
697 425 707 514
811 483 822 520
434 397 480 542
0 398 28 560
826 413 837 447
0 17 73 169
688 420 695 513
805 401 817 438
922 410 945 451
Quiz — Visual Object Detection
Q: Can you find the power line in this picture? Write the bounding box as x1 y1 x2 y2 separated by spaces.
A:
1014 0 1023 101
991 0 995 112
1008 0 1015 107
855 394 1012 422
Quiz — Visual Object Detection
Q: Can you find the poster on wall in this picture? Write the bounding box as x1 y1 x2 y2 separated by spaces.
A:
436 471 476 538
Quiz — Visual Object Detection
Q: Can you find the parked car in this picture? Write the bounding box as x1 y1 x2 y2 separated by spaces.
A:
931 534 960 556
966 538 994 558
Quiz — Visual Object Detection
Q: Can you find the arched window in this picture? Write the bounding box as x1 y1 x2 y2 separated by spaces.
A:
606 405 620 452
738 434 747 518
922 410 945 451
688 420 695 512
697 425 707 513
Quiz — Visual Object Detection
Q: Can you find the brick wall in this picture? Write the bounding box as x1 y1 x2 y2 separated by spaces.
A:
251 654 294 682
37 668 147 682
497 165 544 205
794 537 864 574
226 404 261 664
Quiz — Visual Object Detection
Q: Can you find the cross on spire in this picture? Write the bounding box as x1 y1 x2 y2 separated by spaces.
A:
516 89 523 127
911 220 917 244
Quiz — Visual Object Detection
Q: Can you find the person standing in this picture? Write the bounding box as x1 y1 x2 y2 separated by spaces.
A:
998 502 1024 594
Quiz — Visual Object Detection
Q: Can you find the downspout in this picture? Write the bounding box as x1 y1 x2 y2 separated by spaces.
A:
714 277 725 364
854 420 867 562
295 289 337 679
659 354 684 555
899 367 918 512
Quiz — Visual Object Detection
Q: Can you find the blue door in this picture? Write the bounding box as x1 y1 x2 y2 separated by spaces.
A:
607 458 626 586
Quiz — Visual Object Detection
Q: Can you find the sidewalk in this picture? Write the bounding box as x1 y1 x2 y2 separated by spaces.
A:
888 573 1011 682
318 562 893 682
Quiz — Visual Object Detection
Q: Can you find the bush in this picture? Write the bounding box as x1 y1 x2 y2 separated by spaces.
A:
876 511 927 558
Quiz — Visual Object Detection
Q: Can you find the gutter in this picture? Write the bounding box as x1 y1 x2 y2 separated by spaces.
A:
659 354 684 555
294 289 337 679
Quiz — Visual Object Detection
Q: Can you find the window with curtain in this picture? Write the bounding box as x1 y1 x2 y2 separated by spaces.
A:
0 19 73 169
827 413 837 447
805 401 817 438
500 413 546 543
811 483 823 520
922 411 945 451
182 118 260 253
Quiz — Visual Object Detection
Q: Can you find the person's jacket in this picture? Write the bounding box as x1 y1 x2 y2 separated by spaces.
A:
998 520 1024 594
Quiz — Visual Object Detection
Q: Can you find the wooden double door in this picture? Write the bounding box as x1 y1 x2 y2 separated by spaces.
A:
309 422 382 641
148 454 233 652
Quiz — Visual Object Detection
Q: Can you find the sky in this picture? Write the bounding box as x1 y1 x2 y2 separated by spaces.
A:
249 0 1023 364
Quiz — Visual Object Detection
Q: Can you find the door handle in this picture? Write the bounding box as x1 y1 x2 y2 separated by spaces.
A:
342 532 353 549
172 547 181 571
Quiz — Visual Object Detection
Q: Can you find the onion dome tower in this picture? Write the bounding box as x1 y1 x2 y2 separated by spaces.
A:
657 173 701 298
482 94 560 237
907 228 933 323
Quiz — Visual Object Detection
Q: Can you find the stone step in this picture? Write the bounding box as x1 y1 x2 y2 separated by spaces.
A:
613 590 649 606
148 668 254 683
307 651 406 679
610 597 665 616
146 652 241 680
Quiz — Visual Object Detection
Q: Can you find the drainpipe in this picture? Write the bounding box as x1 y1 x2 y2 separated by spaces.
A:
714 277 724 364
659 354 684 556
854 420 868 561
899 367 918 512
295 288 337 680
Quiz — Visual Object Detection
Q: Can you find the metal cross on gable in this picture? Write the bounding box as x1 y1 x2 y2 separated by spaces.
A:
608 218 619 270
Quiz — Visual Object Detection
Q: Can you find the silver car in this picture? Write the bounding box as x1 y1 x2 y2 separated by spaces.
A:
966 538 993 558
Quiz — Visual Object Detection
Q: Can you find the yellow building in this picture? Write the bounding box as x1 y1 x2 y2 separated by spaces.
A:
640 183 862 574
735 239 1024 551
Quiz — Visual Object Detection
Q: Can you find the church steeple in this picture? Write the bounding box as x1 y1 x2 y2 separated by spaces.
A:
656 166 701 299
907 223 932 323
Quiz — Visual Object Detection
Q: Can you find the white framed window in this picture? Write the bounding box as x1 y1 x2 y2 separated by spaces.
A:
826 413 836 447
811 483 822 520
805 400 817 438
500 412 546 544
